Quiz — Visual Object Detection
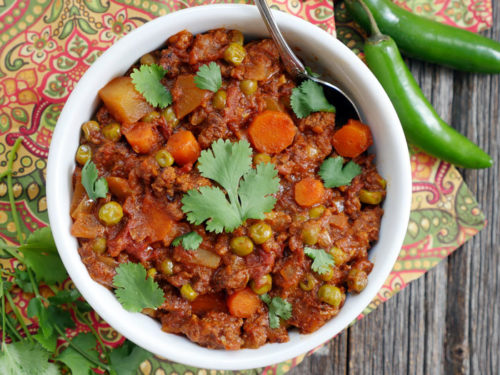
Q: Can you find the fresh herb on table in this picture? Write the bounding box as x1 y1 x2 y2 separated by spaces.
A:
131 64 172 108
81 160 108 200
260 294 292 329
112 263 164 313
182 139 280 233
0 137 153 374
290 79 336 119
319 156 362 188
194 61 222 92
172 231 203 251
304 247 335 275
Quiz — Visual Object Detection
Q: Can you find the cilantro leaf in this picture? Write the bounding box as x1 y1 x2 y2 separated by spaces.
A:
290 80 336 119
238 162 279 221
305 66 320 78
109 340 153 375
81 160 108 201
56 333 99 375
48 288 81 305
130 64 172 108
0 280 12 297
0 341 58 375
194 62 222 92
113 263 164 313
261 294 292 329
13 269 34 293
182 140 280 233
19 226 68 285
172 231 203 250
304 247 335 275
319 156 362 188
27 296 75 339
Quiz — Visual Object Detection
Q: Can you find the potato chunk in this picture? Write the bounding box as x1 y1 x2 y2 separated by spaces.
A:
98 77 152 123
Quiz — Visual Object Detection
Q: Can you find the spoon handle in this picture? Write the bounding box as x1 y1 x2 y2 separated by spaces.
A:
254 0 306 78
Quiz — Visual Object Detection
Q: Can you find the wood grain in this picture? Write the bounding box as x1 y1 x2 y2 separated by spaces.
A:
289 3 500 374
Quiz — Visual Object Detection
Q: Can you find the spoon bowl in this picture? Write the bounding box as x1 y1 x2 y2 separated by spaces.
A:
255 0 361 123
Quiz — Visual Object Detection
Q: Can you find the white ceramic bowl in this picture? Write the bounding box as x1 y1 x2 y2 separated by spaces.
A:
47 4 412 370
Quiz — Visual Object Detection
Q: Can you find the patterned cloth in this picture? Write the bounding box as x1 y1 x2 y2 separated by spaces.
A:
0 0 492 373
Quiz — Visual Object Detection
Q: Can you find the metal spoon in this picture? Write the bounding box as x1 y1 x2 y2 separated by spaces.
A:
254 0 360 123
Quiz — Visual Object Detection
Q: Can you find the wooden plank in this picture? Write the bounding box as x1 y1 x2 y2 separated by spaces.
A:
290 4 499 374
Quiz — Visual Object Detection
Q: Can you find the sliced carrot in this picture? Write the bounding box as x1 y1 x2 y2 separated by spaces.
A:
106 176 132 200
294 178 325 207
248 110 296 154
227 288 261 318
191 293 227 315
332 119 373 158
122 122 158 154
166 130 201 165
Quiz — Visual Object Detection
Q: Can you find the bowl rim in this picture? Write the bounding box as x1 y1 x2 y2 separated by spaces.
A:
47 3 412 370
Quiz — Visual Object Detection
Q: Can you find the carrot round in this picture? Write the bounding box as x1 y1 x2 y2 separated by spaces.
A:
332 119 373 158
227 288 261 318
248 110 296 154
166 130 201 165
294 177 325 207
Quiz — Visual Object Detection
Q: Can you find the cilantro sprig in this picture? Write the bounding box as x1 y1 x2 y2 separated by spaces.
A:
131 64 172 108
261 294 292 329
112 263 164 313
0 137 155 374
304 247 335 275
194 62 222 92
182 140 280 233
319 156 362 188
290 79 336 119
172 231 203 250
81 160 108 201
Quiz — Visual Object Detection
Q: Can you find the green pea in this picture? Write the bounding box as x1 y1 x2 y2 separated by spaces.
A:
240 80 257 95
92 237 107 254
147 268 157 279
155 149 174 167
212 90 227 110
330 246 348 266
253 153 271 165
142 111 161 123
162 106 179 128
98 202 123 226
249 222 273 245
140 53 156 65
347 268 368 293
230 236 254 256
299 274 317 291
180 284 198 301
250 274 272 295
318 284 343 307
224 43 246 66
102 123 121 142
359 189 384 205
301 223 320 245
82 120 100 141
160 258 174 276
317 266 334 282
309 205 325 218
75 144 92 165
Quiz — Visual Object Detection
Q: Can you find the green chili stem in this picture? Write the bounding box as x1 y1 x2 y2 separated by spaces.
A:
3 313 23 341
6 137 24 246
1 277 6 347
358 0 381 36
55 326 111 371
4 289 33 342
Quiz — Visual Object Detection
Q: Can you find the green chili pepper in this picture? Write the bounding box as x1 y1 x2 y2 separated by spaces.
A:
353 0 492 169
345 0 500 73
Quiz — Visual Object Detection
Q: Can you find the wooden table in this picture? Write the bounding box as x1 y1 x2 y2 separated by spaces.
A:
290 4 500 374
